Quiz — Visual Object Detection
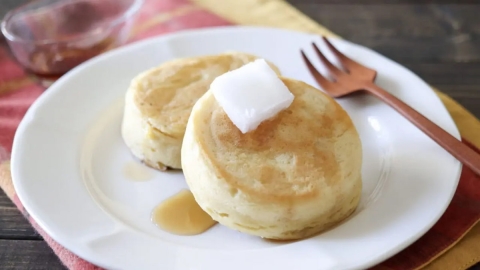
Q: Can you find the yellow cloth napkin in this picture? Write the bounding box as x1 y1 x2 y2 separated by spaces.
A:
190 0 480 269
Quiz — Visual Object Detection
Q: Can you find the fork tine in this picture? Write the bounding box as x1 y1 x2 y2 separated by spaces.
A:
300 50 335 90
311 42 345 78
322 37 363 71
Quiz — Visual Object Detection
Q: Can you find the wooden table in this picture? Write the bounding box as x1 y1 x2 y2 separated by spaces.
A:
1 0 479 269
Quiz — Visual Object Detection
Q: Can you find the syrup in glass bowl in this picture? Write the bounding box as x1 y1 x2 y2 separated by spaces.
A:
1 0 143 78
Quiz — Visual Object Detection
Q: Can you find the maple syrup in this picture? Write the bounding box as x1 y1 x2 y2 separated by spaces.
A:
152 189 217 235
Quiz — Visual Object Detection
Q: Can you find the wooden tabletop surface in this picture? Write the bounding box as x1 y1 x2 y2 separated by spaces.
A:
1 0 480 269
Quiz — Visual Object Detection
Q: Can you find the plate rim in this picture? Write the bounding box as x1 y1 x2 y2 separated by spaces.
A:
10 25 462 270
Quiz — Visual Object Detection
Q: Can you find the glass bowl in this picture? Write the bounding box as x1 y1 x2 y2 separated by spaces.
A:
1 0 143 77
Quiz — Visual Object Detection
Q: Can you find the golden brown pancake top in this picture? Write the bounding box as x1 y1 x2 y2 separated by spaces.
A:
193 78 361 203
131 53 280 138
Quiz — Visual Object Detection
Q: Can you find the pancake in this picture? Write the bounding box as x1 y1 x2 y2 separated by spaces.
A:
121 52 281 170
181 77 362 240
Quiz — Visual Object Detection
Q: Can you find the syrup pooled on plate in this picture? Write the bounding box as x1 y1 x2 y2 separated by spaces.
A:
123 161 154 182
152 189 217 235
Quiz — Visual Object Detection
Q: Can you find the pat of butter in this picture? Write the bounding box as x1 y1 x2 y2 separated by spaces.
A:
211 59 294 133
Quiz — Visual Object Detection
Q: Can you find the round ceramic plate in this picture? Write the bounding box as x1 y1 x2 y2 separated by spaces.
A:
11 26 461 270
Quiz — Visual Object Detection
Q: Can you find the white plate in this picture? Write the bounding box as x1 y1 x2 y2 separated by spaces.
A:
11 26 461 270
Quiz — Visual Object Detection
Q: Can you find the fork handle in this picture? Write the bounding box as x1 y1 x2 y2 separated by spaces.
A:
364 82 480 175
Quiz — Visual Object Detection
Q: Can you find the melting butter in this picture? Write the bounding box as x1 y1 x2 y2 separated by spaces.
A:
123 161 154 182
152 189 217 235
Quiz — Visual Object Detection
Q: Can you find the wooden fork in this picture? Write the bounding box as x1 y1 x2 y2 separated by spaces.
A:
301 37 480 176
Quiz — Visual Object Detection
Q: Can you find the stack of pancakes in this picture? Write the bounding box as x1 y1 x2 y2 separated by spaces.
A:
121 52 362 240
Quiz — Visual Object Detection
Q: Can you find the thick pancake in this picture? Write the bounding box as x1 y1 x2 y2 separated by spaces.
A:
182 77 362 240
121 52 280 170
